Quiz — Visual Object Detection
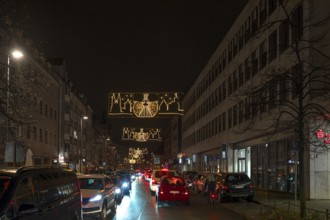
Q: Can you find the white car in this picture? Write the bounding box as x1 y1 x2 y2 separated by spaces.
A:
149 169 177 196
78 174 117 220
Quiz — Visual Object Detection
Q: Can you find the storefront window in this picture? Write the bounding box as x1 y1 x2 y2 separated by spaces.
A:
276 140 288 192
268 142 276 190
288 141 298 194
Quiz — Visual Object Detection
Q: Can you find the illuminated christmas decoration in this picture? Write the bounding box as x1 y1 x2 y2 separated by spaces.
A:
108 92 184 117
122 127 161 142
124 147 148 164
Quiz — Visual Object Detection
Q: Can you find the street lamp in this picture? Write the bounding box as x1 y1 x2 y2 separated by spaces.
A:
79 116 88 173
7 49 23 166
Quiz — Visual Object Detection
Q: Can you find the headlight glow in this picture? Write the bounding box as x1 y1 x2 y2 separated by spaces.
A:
122 182 128 188
89 194 102 202
115 188 121 194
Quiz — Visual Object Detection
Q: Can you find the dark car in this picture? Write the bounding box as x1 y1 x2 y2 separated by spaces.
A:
117 171 132 195
216 172 254 203
109 174 124 204
0 166 82 220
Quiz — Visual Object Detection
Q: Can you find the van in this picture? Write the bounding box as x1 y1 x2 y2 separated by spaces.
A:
0 166 82 220
149 168 177 196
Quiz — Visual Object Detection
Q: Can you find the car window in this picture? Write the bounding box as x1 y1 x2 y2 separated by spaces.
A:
226 174 249 183
163 177 184 186
79 178 104 190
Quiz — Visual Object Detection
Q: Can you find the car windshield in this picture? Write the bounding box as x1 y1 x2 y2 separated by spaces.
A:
225 174 250 184
78 178 104 190
162 177 185 186
0 176 11 199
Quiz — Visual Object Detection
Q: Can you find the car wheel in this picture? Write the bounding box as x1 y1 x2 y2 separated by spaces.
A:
100 203 107 220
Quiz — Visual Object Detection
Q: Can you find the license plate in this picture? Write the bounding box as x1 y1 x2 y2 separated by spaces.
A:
170 191 179 194
235 185 244 189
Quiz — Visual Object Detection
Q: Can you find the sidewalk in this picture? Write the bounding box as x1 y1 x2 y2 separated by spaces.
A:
220 190 330 220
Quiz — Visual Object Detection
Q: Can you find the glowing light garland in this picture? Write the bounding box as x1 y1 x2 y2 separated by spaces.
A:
108 92 184 117
122 127 161 142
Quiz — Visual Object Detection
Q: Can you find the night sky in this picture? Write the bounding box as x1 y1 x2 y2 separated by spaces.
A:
16 0 248 154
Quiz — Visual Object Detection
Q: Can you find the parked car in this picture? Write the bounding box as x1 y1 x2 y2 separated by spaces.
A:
0 166 82 220
78 174 117 220
149 169 177 196
155 175 190 205
215 172 254 203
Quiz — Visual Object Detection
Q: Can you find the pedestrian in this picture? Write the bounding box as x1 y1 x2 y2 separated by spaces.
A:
205 173 216 196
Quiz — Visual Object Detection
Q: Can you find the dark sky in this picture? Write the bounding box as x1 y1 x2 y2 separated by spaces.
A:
18 0 248 153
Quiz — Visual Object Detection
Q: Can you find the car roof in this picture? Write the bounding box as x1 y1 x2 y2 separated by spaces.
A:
0 165 75 177
77 173 107 179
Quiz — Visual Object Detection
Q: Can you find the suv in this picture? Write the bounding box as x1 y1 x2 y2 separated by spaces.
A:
0 166 82 220
77 174 117 220
149 169 177 196
215 172 254 203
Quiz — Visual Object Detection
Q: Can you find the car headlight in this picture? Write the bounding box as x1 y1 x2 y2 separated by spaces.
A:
122 182 128 188
115 188 121 194
89 194 102 202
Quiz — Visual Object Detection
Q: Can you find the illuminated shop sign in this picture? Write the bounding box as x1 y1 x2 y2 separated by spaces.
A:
315 129 330 144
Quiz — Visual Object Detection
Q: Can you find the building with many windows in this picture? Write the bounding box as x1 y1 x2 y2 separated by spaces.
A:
181 0 330 199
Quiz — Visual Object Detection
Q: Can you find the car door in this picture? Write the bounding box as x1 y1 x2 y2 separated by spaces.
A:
104 177 116 210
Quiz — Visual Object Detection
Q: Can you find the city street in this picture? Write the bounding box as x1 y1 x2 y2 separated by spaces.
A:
101 177 245 220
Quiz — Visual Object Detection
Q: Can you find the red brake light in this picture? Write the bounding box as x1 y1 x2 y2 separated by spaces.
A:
221 184 229 191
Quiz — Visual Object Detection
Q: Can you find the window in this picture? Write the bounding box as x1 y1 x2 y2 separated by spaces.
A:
251 50 258 76
50 107 53 119
279 71 290 103
291 4 303 43
228 75 233 96
245 17 251 42
27 126 31 139
251 7 259 36
228 41 233 63
228 108 232 129
245 56 251 82
238 26 244 50
233 70 238 92
292 64 302 99
245 97 251 121
222 81 227 101
268 0 277 15
259 0 267 25
238 101 244 124
279 21 289 54
268 30 277 63
238 64 244 88
259 40 267 69
222 112 226 131
39 128 43 142
233 104 238 126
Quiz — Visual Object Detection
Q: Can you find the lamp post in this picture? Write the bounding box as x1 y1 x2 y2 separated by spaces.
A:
7 49 23 166
79 116 88 173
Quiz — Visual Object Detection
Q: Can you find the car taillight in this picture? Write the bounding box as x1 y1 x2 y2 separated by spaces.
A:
160 189 164 194
184 189 189 195
250 184 254 190
152 179 155 184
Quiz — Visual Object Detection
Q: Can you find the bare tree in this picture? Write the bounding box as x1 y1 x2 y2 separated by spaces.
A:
232 1 330 218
